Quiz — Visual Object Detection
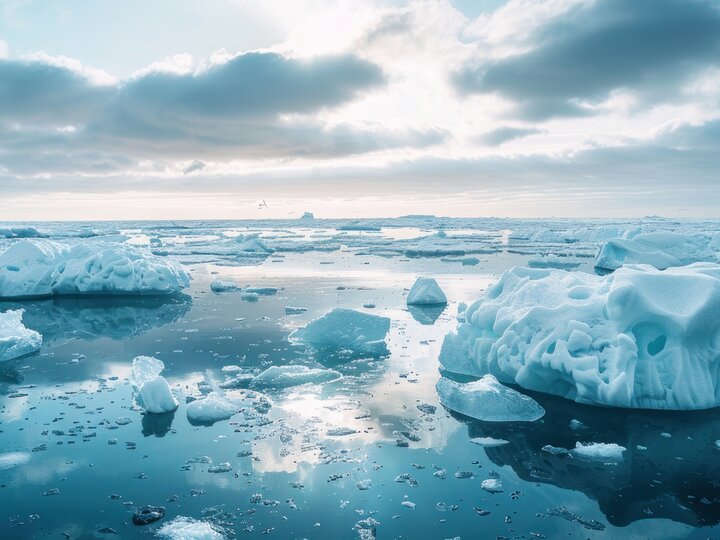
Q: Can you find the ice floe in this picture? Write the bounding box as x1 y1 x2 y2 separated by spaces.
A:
130 356 178 414
406 277 447 305
0 309 42 362
436 375 545 422
441 263 720 409
0 240 190 298
186 392 239 425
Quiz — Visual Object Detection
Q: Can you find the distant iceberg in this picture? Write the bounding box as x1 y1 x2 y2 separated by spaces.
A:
441 263 720 410
0 240 190 299
0 309 42 362
407 277 447 305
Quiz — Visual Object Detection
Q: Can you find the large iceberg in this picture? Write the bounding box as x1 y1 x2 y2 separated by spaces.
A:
130 356 178 414
436 375 545 422
594 232 719 271
406 277 447 305
440 263 720 410
0 240 190 299
290 308 391 356
0 309 42 362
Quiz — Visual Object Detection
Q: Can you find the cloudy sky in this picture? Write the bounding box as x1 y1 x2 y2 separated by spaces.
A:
1 0 719 219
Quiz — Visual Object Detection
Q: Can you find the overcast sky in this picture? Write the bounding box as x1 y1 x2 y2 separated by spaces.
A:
1 0 719 220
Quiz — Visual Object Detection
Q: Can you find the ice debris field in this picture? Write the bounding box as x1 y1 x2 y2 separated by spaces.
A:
1 216 720 539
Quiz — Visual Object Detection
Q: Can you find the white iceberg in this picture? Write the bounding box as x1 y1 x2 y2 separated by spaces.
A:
441 263 720 410
0 240 190 299
186 392 239 425
155 516 225 539
594 232 718 271
436 375 545 422
130 356 178 414
251 365 342 388
290 308 391 356
407 277 447 305
0 309 42 362
573 442 626 461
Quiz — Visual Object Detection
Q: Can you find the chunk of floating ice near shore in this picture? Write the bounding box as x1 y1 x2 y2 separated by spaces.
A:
285 306 307 315
0 452 31 470
441 263 720 410
290 308 390 356
186 392 239 425
0 239 189 298
573 442 626 460
470 437 509 447
436 375 544 422
155 516 225 539
131 356 178 414
0 309 42 362
251 365 342 388
407 277 447 305
210 279 239 292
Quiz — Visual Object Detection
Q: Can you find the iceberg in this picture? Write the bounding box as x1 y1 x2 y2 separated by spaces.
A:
441 263 720 410
406 277 447 305
210 279 239 292
0 309 42 362
290 308 391 356
573 442 626 461
186 392 239 425
251 365 342 388
0 240 190 299
130 356 178 414
594 232 719 271
436 375 545 422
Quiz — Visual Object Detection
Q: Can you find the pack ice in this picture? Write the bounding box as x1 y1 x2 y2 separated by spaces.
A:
130 356 178 414
0 309 42 362
440 263 720 410
290 308 391 356
407 277 447 305
436 375 545 422
0 240 190 299
594 232 720 271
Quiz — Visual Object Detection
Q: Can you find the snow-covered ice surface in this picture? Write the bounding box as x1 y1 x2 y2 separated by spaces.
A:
0 309 42 362
2 217 720 540
440 263 720 410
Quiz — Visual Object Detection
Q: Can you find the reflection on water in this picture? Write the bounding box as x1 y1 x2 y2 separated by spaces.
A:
457 391 720 527
407 303 446 325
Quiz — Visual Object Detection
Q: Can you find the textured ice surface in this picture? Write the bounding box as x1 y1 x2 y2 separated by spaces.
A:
406 277 447 305
210 279 239 292
0 309 42 362
130 356 178 414
290 308 391 356
186 392 239 425
573 442 626 460
595 232 719 271
155 516 225 539
441 263 720 410
0 240 190 298
436 375 545 422
251 365 342 388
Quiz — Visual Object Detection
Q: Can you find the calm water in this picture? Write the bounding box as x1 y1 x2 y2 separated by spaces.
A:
2 220 720 539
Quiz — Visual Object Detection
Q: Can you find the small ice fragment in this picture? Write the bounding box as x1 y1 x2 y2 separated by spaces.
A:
470 437 509 447
186 392 239 425
327 427 357 437
572 442 626 460
481 478 503 493
285 306 308 315
210 279 239 292
207 462 232 473
401 501 416 509
155 516 224 539
569 419 585 430
356 479 372 490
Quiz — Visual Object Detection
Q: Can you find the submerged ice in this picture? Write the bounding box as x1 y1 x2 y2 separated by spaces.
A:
441 263 720 410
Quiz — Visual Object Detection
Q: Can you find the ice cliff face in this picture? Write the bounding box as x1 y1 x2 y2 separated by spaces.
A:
0 240 190 298
441 263 720 410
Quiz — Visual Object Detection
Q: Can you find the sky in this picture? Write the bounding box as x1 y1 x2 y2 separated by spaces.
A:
0 0 719 220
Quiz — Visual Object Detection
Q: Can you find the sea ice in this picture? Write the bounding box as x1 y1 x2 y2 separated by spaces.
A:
436 375 545 422
251 365 342 388
130 356 178 414
186 392 239 425
594 232 719 271
572 442 626 461
0 309 42 362
470 437 509 447
441 263 720 410
290 308 391 356
406 277 447 305
0 240 190 298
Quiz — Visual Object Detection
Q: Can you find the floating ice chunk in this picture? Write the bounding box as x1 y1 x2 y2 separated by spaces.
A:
573 442 626 461
595 232 718 271
186 392 239 425
300 212 315 219
0 240 190 299
244 286 278 295
210 279 239 292
356 479 372 490
251 365 342 388
290 308 391 356
0 452 31 470
327 427 358 436
155 516 225 540
234 234 273 253
436 375 545 422
0 309 42 362
407 277 447 305
470 437 509 447
285 306 308 315
130 356 178 414
442 263 720 410
481 478 503 493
